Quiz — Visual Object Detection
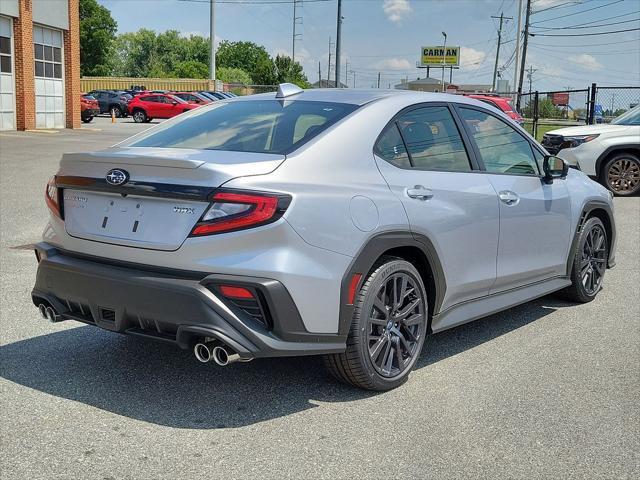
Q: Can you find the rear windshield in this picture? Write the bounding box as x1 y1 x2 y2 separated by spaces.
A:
127 100 359 154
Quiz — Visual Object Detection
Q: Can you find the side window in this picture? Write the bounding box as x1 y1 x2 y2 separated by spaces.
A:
458 107 540 175
143 96 157 103
397 106 471 171
293 114 328 144
374 123 411 168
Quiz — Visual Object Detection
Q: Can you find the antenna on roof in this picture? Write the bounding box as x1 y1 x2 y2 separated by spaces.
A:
276 83 304 99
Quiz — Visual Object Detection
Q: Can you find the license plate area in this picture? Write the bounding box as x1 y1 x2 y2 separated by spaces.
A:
63 189 208 251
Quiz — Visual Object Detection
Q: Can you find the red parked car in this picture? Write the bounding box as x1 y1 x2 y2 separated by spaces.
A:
463 94 525 126
128 93 201 123
80 94 100 123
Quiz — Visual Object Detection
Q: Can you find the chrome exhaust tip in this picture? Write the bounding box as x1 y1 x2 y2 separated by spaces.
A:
212 345 249 366
194 342 213 363
45 306 60 323
38 304 48 319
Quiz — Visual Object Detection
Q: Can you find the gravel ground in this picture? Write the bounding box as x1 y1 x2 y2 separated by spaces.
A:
1 117 639 479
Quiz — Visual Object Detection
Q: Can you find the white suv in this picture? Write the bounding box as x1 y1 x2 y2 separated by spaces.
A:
542 105 640 196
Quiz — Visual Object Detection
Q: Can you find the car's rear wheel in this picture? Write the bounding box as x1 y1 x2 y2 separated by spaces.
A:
602 153 640 196
132 109 147 123
561 216 608 303
324 257 428 390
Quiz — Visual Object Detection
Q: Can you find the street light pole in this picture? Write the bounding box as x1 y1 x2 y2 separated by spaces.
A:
335 0 343 88
209 0 216 85
441 31 447 92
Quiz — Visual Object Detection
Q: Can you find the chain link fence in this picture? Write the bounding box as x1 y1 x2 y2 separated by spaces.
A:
515 85 638 140
594 86 640 121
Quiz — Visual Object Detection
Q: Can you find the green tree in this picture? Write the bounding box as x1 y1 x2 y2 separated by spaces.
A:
216 67 252 85
217 41 276 84
273 55 310 88
174 60 209 79
79 0 117 76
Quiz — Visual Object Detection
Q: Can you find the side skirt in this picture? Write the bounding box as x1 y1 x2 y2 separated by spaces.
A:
431 277 572 333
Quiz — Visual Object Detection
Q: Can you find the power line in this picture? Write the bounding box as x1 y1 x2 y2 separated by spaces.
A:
531 0 624 24
532 18 640 30
531 37 640 48
531 27 640 36
531 0 592 15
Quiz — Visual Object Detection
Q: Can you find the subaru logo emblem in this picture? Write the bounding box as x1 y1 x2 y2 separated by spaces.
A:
105 169 129 186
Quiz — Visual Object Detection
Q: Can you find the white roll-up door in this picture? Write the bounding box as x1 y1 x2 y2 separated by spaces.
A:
34 25 64 129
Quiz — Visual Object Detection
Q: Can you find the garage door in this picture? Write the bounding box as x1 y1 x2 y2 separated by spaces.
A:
34 25 64 129
0 16 15 130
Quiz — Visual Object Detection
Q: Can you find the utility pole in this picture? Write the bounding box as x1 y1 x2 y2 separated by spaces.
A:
335 0 343 88
513 0 523 94
517 0 532 108
351 70 356 89
292 0 303 65
377 72 381 88
345 59 349 86
491 12 512 92
318 61 321 86
209 0 216 83
526 65 537 95
327 37 333 86
440 31 447 91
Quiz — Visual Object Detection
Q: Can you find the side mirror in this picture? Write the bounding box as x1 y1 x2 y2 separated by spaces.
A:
171 101 178 106
543 155 569 184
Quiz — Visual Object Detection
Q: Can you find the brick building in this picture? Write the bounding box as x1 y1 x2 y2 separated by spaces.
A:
0 0 79 130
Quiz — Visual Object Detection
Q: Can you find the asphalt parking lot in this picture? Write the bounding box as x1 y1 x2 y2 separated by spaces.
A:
1 116 638 479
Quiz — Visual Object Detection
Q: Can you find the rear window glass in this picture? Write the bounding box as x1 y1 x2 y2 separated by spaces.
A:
127 100 359 154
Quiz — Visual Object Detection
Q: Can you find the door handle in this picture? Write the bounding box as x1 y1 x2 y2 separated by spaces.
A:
406 185 434 200
498 190 519 206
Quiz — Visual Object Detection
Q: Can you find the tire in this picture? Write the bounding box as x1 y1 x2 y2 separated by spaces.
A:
601 153 640 196
109 105 123 118
132 109 147 123
560 216 608 303
81 115 93 123
324 257 428 391
144 117 153 123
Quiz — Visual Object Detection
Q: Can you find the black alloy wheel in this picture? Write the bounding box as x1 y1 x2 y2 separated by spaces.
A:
560 216 609 303
579 223 607 296
367 272 425 378
324 257 428 390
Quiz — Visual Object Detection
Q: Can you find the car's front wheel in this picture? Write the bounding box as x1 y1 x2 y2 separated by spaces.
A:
324 257 428 390
109 105 123 118
132 109 147 123
561 216 609 303
602 153 640 196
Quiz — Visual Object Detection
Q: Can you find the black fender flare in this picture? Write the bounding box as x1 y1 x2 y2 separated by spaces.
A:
338 231 447 336
566 200 616 274
595 144 640 177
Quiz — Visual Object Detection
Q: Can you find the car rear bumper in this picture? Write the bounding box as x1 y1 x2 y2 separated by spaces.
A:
31 243 346 359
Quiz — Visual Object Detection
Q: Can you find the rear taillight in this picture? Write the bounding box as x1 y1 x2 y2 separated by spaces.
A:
45 177 61 218
190 190 290 236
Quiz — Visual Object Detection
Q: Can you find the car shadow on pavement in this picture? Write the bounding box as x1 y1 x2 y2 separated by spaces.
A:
0 296 571 429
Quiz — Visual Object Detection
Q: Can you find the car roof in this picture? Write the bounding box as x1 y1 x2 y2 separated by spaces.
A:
237 88 492 108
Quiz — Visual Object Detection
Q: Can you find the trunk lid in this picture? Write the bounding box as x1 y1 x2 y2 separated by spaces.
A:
59 147 285 251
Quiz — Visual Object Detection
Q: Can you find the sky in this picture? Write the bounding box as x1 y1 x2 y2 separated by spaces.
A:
99 0 640 91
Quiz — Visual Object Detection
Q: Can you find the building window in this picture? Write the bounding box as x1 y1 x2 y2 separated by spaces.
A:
33 26 62 79
0 37 10 73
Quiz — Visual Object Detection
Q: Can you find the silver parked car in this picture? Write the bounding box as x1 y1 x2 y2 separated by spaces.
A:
32 85 616 390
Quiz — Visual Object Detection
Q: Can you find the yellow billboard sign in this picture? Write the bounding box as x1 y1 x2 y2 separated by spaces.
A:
420 46 460 67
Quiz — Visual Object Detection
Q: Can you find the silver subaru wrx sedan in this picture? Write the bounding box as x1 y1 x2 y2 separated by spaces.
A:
32 84 616 390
